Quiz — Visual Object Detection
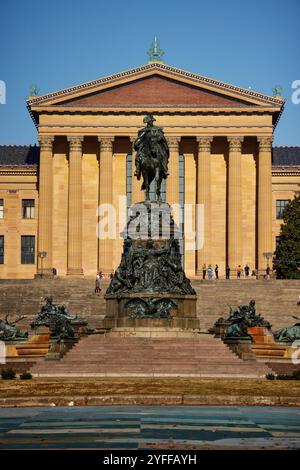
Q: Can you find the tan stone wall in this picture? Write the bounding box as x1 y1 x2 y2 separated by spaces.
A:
210 146 227 276
183 152 196 276
241 152 256 270
271 172 300 252
82 139 99 276
0 184 38 279
39 111 274 137
52 140 68 275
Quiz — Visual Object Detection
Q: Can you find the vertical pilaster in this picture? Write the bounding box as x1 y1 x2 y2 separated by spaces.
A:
227 136 244 275
37 136 54 275
166 137 180 219
130 136 144 203
257 136 273 274
67 136 83 276
196 137 213 275
98 137 114 275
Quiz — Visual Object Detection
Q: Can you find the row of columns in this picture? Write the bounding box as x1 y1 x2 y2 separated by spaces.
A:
196 136 273 275
38 135 273 276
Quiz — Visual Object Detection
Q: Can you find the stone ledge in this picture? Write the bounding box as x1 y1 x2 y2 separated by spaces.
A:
0 394 299 407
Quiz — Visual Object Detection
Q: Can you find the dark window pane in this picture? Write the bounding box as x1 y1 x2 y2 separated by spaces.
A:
276 200 289 220
0 236 4 264
126 154 132 213
21 236 35 264
0 199 3 219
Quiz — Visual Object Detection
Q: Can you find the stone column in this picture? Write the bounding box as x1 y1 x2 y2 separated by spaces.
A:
130 136 144 204
166 137 180 219
37 136 54 275
227 136 244 275
257 136 273 274
196 137 213 276
98 137 114 275
67 137 83 276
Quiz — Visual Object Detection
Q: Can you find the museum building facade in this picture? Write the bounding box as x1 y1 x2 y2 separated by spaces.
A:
0 62 299 279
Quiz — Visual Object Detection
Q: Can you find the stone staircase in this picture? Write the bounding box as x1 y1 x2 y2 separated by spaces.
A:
30 333 271 378
0 278 299 332
1 277 298 377
193 279 300 332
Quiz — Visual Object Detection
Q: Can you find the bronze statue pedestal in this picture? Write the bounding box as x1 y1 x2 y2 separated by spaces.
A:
103 201 199 333
104 292 199 330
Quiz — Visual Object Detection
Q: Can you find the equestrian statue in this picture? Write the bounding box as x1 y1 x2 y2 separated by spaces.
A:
134 114 169 201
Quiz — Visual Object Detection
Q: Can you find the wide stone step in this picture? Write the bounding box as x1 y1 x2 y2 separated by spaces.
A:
29 332 271 378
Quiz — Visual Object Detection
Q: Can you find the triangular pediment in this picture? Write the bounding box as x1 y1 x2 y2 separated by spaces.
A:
52 75 255 107
27 63 284 110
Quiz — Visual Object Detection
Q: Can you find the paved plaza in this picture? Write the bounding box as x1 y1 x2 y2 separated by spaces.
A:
0 406 299 450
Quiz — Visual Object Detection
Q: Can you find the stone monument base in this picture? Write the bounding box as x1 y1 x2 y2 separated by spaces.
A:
103 292 199 330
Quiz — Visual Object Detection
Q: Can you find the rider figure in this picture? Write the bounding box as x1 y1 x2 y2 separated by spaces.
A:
134 114 169 180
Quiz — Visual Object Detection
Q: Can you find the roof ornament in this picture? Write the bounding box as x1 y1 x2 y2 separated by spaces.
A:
273 85 283 97
147 36 164 64
29 85 40 97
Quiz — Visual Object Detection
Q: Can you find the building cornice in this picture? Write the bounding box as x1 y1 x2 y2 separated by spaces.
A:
0 166 38 177
272 167 300 177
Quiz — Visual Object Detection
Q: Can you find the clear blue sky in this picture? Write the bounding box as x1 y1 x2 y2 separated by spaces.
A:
1 0 299 145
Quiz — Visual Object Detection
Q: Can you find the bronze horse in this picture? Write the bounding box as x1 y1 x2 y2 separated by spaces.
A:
140 131 163 201
134 115 169 202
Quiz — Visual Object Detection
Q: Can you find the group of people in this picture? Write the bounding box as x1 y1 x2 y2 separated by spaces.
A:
94 271 115 294
202 264 271 280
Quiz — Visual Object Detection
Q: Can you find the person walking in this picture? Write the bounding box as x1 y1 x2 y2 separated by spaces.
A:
207 264 213 280
95 273 101 295
237 265 242 279
226 265 230 279
202 263 207 280
215 264 219 280
244 264 250 277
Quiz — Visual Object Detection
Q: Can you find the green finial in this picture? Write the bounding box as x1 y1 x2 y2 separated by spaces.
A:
147 36 164 63
272 85 283 97
29 85 40 97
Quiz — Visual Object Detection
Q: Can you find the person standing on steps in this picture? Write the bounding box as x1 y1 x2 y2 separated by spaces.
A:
207 264 213 280
266 265 271 280
226 265 230 279
237 265 242 279
202 263 207 280
95 273 101 295
215 264 219 279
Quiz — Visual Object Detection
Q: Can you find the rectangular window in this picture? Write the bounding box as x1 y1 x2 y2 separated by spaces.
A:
22 199 35 219
179 154 185 262
126 154 132 214
0 236 4 264
276 200 289 220
0 199 3 219
21 236 35 264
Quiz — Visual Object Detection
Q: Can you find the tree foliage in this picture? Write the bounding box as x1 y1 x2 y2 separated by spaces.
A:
274 195 300 279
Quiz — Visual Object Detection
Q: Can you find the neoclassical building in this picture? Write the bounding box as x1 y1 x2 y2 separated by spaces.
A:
0 61 299 279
